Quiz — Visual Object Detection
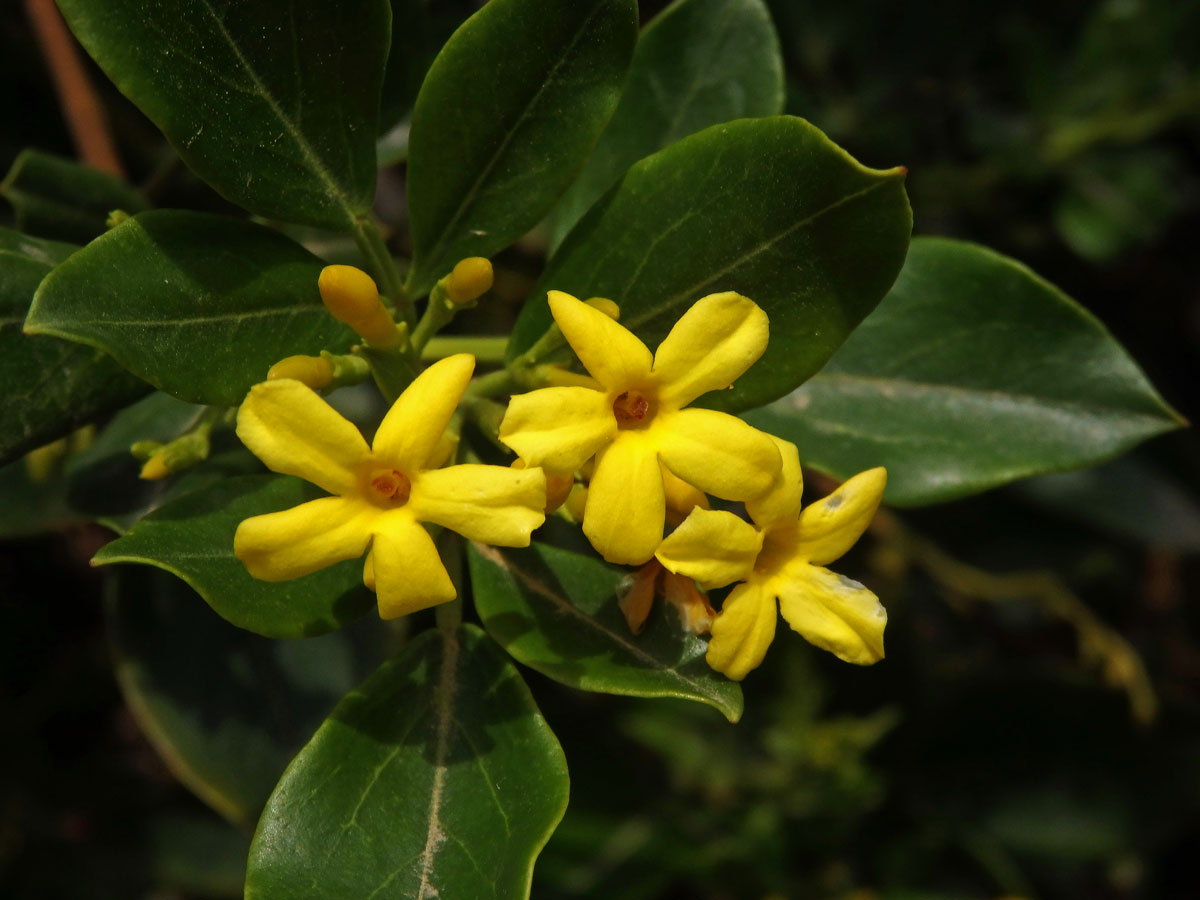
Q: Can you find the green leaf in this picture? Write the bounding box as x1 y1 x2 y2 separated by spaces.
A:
1 149 147 243
0 227 149 467
57 0 389 229
468 532 743 723
26 211 354 406
509 116 912 412
108 567 395 826
93 474 376 638
405 0 638 295
747 237 1184 506
547 0 784 251
245 624 569 900
379 0 475 134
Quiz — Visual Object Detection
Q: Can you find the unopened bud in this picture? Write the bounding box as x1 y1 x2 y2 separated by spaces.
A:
139 454 171 481
106 209 131 229
444 257 493 305
24 438 68 483
267 354 334 390
584 297 619 320
130 440 164 461
138 431 210 481
564 483 588 522
318 265 401 349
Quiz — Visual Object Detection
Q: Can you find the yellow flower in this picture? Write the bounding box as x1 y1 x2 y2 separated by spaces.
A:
499 290 781 565
655 438 887 680
234 354 546 618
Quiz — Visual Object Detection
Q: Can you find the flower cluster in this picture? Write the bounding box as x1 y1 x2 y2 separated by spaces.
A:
233 268 888 680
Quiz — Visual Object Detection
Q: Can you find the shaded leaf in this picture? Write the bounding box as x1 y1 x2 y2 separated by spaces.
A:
405 0 638 294
0 227 149 467
509 116 911 413
748 237 1183 505
245 624 569 900
57 0 388 229
547 0 784 250
108 567 395 826
468 534 743 723
1 148 147 243
26 211 354 406
93 474 376 638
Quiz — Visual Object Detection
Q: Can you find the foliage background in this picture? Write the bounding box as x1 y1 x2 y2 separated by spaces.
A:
2 0 1199 897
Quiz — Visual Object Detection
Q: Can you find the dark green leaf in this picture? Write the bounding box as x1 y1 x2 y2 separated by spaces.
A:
0 227 149 467
108 567 395 826
245 624 569 900
26 211 354 406
1 148 147 243
547 0 784 250
509 116 912 413
93 474 376 638
379 0 475 134
468 535 743 723
748 237 1183 505
57 0 389 229
147 813 249 898
405 0 638 295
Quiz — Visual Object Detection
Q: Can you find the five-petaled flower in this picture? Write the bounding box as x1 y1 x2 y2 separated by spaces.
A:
499 290 781 565
234 354 546 618
655 437 887 680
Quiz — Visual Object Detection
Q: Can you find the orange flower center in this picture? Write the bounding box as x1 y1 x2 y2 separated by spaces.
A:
367 468 411 506
613 390 655 429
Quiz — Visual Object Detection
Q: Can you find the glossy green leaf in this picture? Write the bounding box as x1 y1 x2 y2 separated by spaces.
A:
63 391 260 534
57 0 388 229
747 237 1183 506
509 116 912 412
108 567 394 826
26 211 354 406
405 0 638 295
379 0 475 134
93 474 376 638
0 228 149 467
468 531 743 723
547 0 784 250
1 149 147 243
245 624 569 900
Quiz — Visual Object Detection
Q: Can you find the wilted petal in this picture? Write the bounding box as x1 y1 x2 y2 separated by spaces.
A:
657 408 780 501
705 581 777 681
746 436 804 529
548 290 652 390
237 380 370 495
655 507 761 589
499 386 615 472
776 564 886 665
411 464 546 546
583 434 665 565
234 496 376 581
370 514 457 618
796 467 886 566
372 354 474 470
654 292 769 407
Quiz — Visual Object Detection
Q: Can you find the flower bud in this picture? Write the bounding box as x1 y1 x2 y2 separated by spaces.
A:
267 354 334 390
584 297 620 320
445 257 493 305
318 265 401 349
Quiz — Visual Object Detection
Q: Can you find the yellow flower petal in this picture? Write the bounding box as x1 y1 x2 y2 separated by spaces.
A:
372 354 474 470
583 433 665 565
548 290 653 390
705 581 777 681
499 385 616 472
655 508 761 589
653 292 769 407
657 408 780 501
234 496 377 581
237 380 371 495
776 564 886 665
371 514 457 618
411 464 546 545
796 467 886 566
662 463 709 524
746 436 804 529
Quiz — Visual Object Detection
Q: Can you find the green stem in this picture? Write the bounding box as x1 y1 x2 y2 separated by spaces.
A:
353 218 412 326
464 368 516 401
508 324 567 387
420 334 510 363
409 290 455 355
